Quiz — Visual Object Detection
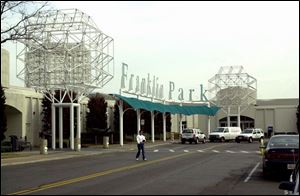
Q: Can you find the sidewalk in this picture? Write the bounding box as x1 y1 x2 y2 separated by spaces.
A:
1 140 175 167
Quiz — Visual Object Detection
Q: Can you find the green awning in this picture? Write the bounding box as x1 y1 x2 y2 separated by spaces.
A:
112 94 220 116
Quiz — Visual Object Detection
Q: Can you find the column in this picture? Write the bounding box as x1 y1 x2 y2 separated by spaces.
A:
207 103 211 134
70 104 74 150
237 106 240 128
208 116 211 135
227 107 230 127
77 104 81 150
59 106 63 149
51 104 56 150
137 109 141 134
119 100 124 146
151 111 155 143
163 112 166 142
179 114 183 134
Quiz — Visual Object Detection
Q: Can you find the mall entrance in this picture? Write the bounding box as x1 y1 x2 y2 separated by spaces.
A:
219 115 254 131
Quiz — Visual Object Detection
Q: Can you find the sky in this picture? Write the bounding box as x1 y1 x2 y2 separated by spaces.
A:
3 1 299 100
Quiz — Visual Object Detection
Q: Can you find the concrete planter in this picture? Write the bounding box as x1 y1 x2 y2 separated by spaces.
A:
103 136 109 149
40 139 48 155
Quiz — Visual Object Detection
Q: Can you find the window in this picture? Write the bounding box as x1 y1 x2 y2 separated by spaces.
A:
183 129 193 134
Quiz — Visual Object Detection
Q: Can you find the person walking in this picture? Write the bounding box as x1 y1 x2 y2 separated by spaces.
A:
136 130 147 161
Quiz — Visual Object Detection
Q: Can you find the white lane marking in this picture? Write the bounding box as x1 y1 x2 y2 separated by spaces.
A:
148 149 258 154
240 151 249 153
244 162 260 183
226 150 235 153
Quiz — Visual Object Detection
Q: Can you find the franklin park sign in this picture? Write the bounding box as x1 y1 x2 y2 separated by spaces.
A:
120 63 209 103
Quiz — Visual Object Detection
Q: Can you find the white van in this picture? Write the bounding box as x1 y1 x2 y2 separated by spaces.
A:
209 127 242 142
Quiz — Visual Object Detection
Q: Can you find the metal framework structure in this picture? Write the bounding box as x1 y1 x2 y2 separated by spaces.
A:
207 66 257 127
16 8 114 102
15 9 114 150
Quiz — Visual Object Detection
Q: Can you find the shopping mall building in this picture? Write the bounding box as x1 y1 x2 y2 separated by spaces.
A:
1 48 299 147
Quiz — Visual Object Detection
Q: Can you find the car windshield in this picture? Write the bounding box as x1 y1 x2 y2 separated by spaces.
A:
212 128 225 133
242 129 253 134
183 129 193 134
268 135 299 148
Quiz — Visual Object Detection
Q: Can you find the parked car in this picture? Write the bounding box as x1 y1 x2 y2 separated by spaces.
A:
235 128 264 143
209 127 241 142
262 134 299 178
181 128 206 144
274 131 298 135
279 159 299 195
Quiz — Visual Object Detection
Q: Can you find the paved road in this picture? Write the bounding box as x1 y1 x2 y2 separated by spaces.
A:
1 142 286 195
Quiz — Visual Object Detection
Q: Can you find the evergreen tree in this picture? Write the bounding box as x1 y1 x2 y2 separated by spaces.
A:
297 105 300 134
0 84 7 141
40 96 51 139
113 102 120 142
86 93 107 130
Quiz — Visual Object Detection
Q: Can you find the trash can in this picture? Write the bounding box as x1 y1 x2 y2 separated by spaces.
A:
267 126 273 138
103 136 109 149
9 135 18 152
75 138 81 151
40 139 48 154
171 132 175 141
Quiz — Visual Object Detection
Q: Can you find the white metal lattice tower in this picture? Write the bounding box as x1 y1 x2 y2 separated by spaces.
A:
15 9 114 150
207 66 257 127
16 8 114 102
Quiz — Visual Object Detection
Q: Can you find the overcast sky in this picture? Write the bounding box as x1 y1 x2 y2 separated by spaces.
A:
3 1 299 100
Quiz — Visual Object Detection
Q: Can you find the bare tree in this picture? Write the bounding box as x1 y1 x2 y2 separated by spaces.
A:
1 1 48 44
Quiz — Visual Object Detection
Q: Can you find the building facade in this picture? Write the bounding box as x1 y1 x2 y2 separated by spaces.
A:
1 48 299 147
170 98 299 136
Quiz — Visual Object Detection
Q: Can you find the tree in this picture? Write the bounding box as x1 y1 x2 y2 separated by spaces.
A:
113 101 120 141
86 93 107 131
297 105 300 134
1 1 48 44
40 95 51 139
0 84 7 141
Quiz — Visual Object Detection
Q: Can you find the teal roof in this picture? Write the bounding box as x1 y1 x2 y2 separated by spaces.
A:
112 94 220 116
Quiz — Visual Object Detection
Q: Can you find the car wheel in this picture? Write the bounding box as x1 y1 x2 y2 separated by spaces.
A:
202 138 206 144
248 137 253 143
181 140 185 144
263 166 269 179
220 137 225 142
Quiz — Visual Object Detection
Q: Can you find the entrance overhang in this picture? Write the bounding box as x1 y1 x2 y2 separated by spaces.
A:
112 94 220 146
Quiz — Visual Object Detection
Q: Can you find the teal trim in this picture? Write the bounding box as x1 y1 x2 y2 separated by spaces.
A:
113 94 220 116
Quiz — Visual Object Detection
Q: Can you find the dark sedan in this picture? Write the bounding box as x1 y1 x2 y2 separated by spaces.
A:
262 134 299 178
